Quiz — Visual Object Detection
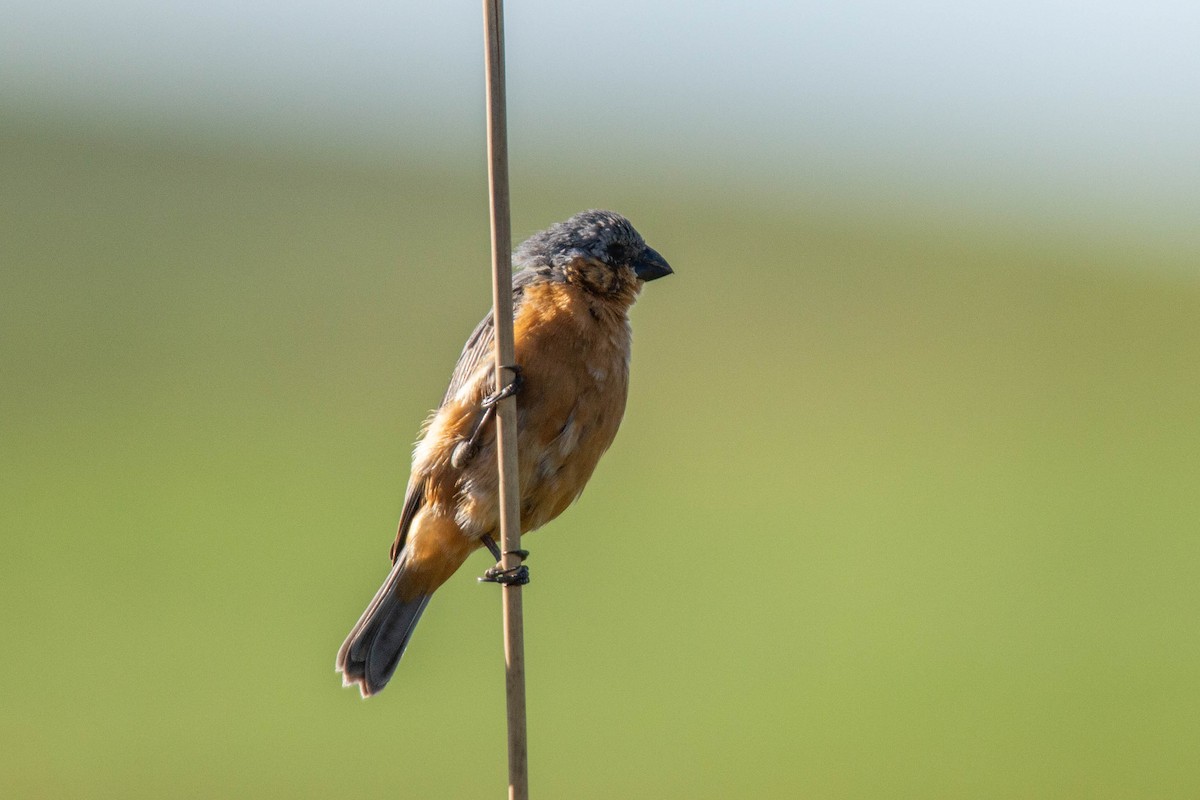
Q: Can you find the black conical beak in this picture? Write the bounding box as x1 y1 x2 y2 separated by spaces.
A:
634 246 673 282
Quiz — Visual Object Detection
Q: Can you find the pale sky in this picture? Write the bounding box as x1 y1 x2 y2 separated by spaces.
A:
4 1 1198 233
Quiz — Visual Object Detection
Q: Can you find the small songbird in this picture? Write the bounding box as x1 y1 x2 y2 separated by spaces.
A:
336 209 672 697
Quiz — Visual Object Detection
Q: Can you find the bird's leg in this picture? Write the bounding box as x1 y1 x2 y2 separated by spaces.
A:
450 365 523 470
471 365 529 584
479 534 531 586
482 534 502 561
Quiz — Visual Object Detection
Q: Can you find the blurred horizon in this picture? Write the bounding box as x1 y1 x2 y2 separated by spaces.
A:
6 98 1199 284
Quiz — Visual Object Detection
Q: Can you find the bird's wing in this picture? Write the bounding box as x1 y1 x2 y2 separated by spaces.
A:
440 268 543 405
440 312 495 405
389 476 426 563
390 269 542 562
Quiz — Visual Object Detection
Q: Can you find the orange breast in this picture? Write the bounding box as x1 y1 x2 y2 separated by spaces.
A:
445 281 633 538
511 282 631 531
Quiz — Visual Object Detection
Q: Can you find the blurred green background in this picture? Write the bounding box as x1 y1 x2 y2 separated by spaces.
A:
3 2 1200 798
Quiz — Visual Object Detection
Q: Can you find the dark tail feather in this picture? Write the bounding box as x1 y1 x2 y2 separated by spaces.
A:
336 556 432 697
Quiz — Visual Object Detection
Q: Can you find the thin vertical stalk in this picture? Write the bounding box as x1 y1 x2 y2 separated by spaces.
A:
482 1 529 798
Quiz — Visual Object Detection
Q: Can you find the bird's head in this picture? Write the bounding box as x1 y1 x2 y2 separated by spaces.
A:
515 210 672 300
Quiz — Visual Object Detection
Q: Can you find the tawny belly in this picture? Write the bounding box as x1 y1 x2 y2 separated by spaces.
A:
454 347 629 536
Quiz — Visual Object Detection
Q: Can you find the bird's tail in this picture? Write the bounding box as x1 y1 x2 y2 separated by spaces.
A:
336 553 433 697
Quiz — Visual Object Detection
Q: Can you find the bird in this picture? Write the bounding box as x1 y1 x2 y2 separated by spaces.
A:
336 209 672 697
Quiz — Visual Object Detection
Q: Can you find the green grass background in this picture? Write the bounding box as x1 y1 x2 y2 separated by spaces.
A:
3 115 1198 798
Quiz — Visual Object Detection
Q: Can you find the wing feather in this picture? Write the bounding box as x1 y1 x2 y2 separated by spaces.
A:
389 477 426 562
440 268 544 404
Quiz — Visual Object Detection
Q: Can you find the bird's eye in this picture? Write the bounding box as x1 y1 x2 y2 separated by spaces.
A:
605 242 629 264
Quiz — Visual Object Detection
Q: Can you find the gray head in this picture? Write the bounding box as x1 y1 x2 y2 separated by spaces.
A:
514 210 673 285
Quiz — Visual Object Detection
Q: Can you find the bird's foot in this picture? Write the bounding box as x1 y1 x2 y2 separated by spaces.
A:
479 563 530 586
479 535 530 585
481 365 523 408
